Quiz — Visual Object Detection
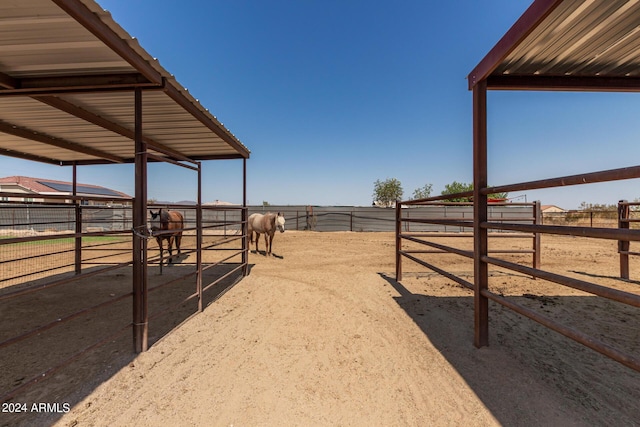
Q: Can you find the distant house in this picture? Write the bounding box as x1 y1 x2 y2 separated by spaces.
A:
541 205 567 213
0 176 130 205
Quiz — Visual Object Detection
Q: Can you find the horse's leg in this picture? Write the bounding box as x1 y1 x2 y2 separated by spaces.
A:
176 233 182 255
255 232 261 253
264 233 270 256
268 232 274 256
157 237 164 274
167 236 174 264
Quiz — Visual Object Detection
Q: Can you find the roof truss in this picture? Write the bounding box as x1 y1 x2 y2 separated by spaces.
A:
0 0 249 166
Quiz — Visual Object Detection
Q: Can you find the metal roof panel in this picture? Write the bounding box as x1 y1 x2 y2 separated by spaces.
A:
469 0 640 90
0 0 249 165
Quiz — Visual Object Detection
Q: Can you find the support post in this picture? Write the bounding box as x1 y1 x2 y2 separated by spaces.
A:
132 87 148 353
242 158 248 276
533 200 541 271
473 80 489 348
197 162 203 311
73 163 82 275
619 200 630 280
395 201 402 281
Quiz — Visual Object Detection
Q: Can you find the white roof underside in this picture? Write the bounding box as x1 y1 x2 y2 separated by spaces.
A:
0 0 250 165
469 0 640 91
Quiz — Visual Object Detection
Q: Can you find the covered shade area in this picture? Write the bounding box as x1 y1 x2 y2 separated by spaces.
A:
0 0 250 357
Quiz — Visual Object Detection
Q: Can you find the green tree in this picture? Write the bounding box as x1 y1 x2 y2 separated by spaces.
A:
373 178 403 207
441 181 473 202
441 181 508 202
412 183 433 201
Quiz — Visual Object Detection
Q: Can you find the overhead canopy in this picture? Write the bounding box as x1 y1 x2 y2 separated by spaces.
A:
468 0 640 92
0 0 250 166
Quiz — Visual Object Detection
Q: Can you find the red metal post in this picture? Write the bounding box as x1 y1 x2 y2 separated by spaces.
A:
619 200 630 280
242 158 248 276
473 79 489 348
132 87 148 352
533 200 541 271
197 162 203 311
395 201 402 281
73 162 82 275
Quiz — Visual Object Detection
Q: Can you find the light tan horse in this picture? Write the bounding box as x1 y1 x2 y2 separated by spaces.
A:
248 212 285 256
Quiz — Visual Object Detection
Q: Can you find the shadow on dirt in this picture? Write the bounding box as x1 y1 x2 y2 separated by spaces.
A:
378 273 640 426
250 249 284 259
1 263 251 427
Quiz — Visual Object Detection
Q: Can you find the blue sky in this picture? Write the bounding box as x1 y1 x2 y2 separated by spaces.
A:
2 0 640 208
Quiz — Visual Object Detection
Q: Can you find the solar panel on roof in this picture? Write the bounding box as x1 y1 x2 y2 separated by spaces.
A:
38 181 124 197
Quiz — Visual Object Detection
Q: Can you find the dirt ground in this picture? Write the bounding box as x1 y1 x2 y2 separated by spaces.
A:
2 231 640 426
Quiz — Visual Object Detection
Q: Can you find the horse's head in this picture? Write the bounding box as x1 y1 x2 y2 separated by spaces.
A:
148 210 161 235
276 212 285 233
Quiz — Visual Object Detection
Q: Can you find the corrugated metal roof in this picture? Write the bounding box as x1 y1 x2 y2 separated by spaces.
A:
468 0 640 91
0 0 250 165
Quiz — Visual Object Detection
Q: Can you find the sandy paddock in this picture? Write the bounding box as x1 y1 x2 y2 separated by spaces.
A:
2 231 639 426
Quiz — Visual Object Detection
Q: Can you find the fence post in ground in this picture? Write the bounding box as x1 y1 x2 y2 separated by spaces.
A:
73 164 82 275
132 87 149 353
197 163 203 312
619 200 630 280
533 200 541 271
242 158 248 276
395 202 402 281
473 79 489 348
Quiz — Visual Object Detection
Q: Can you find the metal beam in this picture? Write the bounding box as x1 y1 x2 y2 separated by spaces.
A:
0 71 18 90
486 75 640 92
0 73 161 96
0 120 124 163
0 147 62 165
482 165 640 195
51 0 163 85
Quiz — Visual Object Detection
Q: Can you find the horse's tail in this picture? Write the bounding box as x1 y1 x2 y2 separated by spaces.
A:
248 225 255 243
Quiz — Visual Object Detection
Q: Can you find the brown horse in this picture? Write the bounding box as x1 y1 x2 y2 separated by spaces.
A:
248 212 285 256
149 209 184 269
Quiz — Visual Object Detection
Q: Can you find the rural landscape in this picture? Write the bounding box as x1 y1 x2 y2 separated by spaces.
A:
3 0 640 426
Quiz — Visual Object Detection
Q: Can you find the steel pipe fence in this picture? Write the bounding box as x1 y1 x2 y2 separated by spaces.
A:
396 167 640 372
396 201 541 283
0 199 247 403
618 200 640 280
245 205 543 232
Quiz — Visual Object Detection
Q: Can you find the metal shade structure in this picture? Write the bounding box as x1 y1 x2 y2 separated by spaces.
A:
467 0 640 371
469 0 640 92
0 0 250 164
0 0 250 353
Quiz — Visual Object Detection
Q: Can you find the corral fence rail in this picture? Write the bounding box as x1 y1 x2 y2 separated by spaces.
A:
0 194 247 403
247 205 541 232
395 167 640 373
396 200 541 291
